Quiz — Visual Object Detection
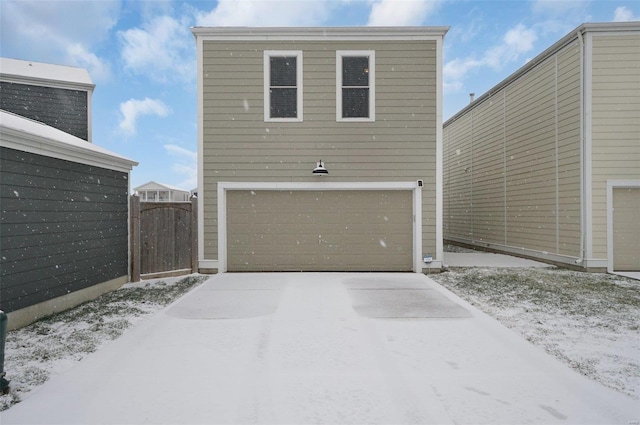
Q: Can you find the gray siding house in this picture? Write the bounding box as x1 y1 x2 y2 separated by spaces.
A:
0 59 137 330
192 26 448 273
0 57 94 141
443 22 639 274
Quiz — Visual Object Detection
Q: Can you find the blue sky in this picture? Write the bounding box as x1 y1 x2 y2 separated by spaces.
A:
1 0 638 191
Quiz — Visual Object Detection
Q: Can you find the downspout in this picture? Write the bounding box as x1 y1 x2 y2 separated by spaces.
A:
576 29 586 265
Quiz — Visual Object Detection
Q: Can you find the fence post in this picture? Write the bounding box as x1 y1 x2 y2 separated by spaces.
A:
130 195 141 282
191 196 198 274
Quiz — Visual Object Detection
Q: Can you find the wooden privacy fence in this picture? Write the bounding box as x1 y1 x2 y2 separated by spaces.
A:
130 196 198 282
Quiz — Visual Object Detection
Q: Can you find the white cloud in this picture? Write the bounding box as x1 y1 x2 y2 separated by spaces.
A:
164 144 197 189
444 23 538 93
484 24 538 68
119 98 171 136
195 0 331 26
614 6 638 21
0 0 118 82
367 0 440 26
118 15 194 83
66 43 111 82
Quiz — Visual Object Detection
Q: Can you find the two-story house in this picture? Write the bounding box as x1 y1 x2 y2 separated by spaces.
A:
134 181 191 202
443 22 639 275
192 27 448 273
0 58 137 329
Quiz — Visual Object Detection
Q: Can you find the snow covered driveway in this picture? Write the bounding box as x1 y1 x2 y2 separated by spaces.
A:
2 273 637 424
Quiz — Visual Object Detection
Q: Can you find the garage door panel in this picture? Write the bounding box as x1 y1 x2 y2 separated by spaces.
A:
227 190 413 271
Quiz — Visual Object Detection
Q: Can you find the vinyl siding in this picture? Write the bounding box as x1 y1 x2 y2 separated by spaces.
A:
590 34 640 259
556 43 582 255
202 39 438 262
443 40 582 260
443 113 473 241
0 82 89 141
471 93 506 245
0 147 129 313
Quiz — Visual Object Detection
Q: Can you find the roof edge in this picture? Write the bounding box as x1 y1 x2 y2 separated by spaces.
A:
0 57 95 91
0 110 137 173
191 26 449 40
444 21 640 126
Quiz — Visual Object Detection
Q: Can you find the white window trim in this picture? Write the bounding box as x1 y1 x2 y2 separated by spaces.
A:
264 50 303 122
336 50 375 122
216 181 424 273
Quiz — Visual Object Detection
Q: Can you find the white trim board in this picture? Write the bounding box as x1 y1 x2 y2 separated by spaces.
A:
215 181 424 273
0 111 137 173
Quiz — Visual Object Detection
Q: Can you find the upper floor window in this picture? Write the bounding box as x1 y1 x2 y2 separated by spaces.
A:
337 50 375 122
264 51 303 122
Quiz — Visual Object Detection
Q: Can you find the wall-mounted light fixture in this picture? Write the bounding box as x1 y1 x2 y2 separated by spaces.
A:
312 159 328 175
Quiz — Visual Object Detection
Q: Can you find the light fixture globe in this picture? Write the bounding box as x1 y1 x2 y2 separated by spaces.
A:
312 159 328 175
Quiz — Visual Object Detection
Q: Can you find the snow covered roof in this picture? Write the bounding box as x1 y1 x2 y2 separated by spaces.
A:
134 181 190 192
0 57 95 91
0 110 137 173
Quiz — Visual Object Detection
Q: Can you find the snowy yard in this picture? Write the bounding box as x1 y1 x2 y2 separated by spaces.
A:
0 275 208 411
431 266 640 400
1 265 638 414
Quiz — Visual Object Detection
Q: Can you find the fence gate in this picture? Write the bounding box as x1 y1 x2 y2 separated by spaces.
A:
130 196 197 281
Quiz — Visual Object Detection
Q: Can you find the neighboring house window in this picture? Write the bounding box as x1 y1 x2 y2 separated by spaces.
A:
159 191 170 201
337 50 375 122
264 51 303 122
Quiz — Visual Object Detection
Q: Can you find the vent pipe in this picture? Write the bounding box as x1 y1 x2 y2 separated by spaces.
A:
469 93 475 103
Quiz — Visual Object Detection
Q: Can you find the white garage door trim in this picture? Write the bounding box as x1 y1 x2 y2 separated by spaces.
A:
218 181 422 273
607 180 640 274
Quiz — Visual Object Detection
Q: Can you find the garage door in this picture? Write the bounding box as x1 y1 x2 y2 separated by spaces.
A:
226 190 413 272
613 187 640 271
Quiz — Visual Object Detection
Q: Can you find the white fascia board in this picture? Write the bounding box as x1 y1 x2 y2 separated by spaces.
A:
0 74 95 92
0 112 137 173
0 57 95 91
191 26 449 41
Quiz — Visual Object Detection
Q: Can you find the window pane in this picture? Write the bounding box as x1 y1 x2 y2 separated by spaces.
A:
270 57 297 86
342 88 369 118
342 57 369 86
270 88 297 118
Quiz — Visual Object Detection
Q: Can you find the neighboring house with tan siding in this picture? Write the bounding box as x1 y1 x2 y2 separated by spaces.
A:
192 26 448 273
443 22 640 274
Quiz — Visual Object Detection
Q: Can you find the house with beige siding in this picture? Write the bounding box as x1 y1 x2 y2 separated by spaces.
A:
443 22 639 274
192 26 448 273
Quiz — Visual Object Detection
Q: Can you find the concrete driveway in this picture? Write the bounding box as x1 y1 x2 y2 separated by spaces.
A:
3 273 637 424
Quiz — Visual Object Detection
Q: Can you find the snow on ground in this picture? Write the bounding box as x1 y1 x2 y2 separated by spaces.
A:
0 275 208 411
1 259 639 415
430 266 640 400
